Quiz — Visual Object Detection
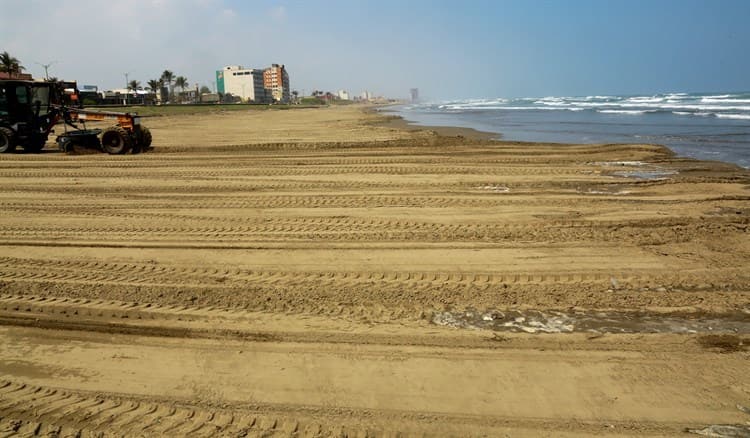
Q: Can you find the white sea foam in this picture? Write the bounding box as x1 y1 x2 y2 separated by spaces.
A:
598 109 653 115
701 98 750 104
716 113 750 120
617 102 750 111
625 96 664 103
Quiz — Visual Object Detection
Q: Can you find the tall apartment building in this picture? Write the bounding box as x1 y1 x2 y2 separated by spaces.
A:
263 64 290 103
410 88 419 103
215 65 266 103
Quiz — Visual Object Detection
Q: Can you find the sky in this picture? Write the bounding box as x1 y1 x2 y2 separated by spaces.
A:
1 0 749 100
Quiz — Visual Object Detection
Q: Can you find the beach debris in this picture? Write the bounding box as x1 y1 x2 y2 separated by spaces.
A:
430 309 750 334
686 424 750 437
611 169 678 180
591 161 646 166
583 189 632 195
475 184 510 193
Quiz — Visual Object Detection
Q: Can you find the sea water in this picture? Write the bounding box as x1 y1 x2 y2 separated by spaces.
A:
392 92 750 168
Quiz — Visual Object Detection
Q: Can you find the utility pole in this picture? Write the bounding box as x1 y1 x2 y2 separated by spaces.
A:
124 71 133 105
35 60 57 80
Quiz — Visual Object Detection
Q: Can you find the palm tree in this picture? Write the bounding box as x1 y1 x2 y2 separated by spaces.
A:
160 70 174 102
127 80 141 92
174 76 188 102
0 51 24 78
147 79 163 103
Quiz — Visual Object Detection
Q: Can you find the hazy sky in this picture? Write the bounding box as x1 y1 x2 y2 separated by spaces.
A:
1 0 748 100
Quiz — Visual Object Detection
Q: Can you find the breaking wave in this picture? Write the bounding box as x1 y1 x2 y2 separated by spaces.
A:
420 92 750 121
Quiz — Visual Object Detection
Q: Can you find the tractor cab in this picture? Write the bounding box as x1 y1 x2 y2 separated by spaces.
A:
0 80 59 152
0 79 151 155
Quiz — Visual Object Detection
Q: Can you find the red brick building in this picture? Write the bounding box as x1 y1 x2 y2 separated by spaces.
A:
0 72 33 80
262 64 290 103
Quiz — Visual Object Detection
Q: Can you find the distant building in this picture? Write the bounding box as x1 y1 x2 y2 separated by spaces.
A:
216 66 266 103
263 64 290 103
410 88 419 103
360 90 372 101
0 72 32 80
337 90 349 100
200 93 220 103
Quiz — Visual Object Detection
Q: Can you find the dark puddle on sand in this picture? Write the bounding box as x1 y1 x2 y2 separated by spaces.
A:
432 309 750 334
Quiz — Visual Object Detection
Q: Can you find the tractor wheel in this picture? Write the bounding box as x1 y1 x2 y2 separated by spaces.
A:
0 127 16 153
101 126 132 155
24 135 46 153
57 136 73 152
140 126 152 150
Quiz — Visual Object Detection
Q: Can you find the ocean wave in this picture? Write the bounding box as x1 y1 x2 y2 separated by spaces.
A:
598 109 656 115
617 103 750 111
624 96 664 103
701 98 750 104
716 113 750 120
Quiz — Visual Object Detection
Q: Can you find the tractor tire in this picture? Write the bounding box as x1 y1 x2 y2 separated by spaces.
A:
101 126 132 155
140 126 152 150
0 127 16 153
24 135 46 153
57 136 73 152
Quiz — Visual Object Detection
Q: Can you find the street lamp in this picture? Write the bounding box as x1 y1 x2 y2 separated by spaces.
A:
124 71 134 105
35 61 57 80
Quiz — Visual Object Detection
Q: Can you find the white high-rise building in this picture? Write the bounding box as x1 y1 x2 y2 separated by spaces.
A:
216 66 266 103
338 90 350 100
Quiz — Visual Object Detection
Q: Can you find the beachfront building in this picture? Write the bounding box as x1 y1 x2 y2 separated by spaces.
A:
338 90 350 100
216 65 266 103
410 88 419 103
263 64 290 103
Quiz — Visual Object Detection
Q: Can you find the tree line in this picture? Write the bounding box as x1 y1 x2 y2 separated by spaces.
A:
1 51 197 103
130 70 197 103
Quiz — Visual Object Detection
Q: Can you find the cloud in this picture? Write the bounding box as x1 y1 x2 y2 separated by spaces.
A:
0 0 270 90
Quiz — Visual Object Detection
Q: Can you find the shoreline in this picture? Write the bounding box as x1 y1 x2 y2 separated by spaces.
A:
372 106 499 141
374 106 750 171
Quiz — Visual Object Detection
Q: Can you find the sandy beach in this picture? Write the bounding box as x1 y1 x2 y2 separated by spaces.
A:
0 104 748 436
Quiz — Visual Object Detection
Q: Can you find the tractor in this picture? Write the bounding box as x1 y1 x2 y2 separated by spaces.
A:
0 79 151 154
